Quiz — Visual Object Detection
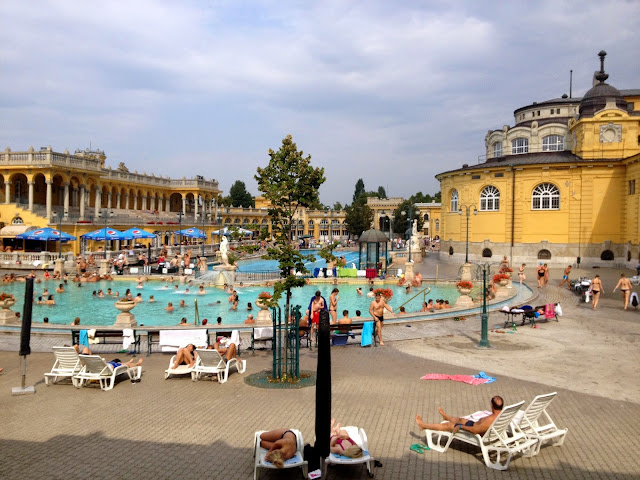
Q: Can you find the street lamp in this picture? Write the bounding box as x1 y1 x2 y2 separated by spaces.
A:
201 211 207 257
401 204 414 263
55 211 63 259
101 208 112 260
177 210 183 254
458 204 478 263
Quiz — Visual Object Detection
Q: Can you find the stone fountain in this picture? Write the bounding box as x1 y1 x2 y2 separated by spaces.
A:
114 299 137 326
0 296 19 325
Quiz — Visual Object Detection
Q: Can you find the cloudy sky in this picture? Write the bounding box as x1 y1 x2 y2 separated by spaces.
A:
1 1 638 206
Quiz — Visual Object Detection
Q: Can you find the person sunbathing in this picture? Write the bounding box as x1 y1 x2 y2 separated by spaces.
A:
415 396 504 435
330 419 363 458
107 357 143 369
259 429 298 468
207 337 239 361
171 344 197 369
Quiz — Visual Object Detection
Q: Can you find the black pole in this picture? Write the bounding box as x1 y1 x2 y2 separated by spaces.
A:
465 212 469 263
479 266 490 348
19 277 34 357
315 309 331 459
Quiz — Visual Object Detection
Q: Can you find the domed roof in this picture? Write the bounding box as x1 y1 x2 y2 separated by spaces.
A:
357 228 388 243
580 51 627 117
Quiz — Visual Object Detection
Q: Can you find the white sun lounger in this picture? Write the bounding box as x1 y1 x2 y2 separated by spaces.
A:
324 426 374 477
191 348 246 383
73 354 138 391
254 429 307 480
164 355 194 379
44 346 82 385
515 392 568 455
423 400 538 470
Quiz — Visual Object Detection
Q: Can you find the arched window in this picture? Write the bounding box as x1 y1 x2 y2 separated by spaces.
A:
532 183 560 210
512 138 529 154
424 213 429 221
542 135 564 151
538 249 552 260
493 142 502 158
480 186 500 211
435 219 439 231
450 189 459 212
482 248 492 258
601 250 614 261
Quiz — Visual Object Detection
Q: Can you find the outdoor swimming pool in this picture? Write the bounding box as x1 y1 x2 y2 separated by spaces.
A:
0 279 460 326
229 249 363 273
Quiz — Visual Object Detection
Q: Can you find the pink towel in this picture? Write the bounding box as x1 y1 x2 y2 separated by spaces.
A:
420 373 489 385
544 303 555 319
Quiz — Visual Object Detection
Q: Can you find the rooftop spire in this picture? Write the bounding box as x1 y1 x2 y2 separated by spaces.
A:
595 50 609 84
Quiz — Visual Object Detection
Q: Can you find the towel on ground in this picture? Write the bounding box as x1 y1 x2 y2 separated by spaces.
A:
361 322 373 347
78 329 89 348
421 371 497 385
122 328 135 350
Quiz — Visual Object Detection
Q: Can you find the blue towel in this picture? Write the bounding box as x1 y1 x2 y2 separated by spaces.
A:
332 450 369 460
361 322 373 347
473 371 497 384
313 267 320 278
78 329 89 348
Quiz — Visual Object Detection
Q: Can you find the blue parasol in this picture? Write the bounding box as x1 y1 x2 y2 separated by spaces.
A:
82 227 134 241
173 227 206 239
121 227 156 239
16 227 76 242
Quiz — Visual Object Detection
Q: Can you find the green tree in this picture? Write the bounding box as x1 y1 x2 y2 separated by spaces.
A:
377 186 387 199
353 178 365 204
228 180 254 208
433 191 441 203
333 202 343 211
345 194 374 237
392 200 423 236
254 134 325 309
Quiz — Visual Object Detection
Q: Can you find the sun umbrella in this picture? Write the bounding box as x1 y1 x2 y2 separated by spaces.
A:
82 227 134 241
16 227 76 242
211 227 232 236
173 227 206 239
121 227 156 239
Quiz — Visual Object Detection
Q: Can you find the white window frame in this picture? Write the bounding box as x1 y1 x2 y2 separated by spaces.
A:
511 137 529 154
532 183 560 210
493 142 502 158
542 135 564 151
450 189 459 212
480 186 500 211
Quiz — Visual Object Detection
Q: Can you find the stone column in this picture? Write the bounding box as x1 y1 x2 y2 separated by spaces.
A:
28 181 34 211
150 195 155 211
4 181 11 204
116 192 121 209
94 188 101 218
142 195 147 210
45 180 53 219
63 183 70 218
165 197 170 212
123 193 129 210
107 191 112 209
194 195 199 221
79 185 85 219
182 196 186 215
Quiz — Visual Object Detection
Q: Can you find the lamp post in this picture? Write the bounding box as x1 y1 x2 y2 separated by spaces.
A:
479 263 490 348
55 211 63 259
402 204 414 263
330 208 334 243
177 210 183 254
458 204 478 263
101 208 112 260
201 211 206 257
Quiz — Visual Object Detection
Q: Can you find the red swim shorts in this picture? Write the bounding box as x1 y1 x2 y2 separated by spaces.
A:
312 311 320 325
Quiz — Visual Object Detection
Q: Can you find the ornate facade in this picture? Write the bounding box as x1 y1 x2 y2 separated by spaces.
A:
436 51 640 266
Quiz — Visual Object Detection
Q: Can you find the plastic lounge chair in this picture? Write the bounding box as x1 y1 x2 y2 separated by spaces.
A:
423 400 538 471
73 354 136 391
191 348 246 383
253 429 308 480
164 355 194 379
324 426 375 478
515 392 568 455
44 346 81 385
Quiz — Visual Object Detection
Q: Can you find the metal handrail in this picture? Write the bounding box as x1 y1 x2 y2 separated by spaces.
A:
397 286 431 310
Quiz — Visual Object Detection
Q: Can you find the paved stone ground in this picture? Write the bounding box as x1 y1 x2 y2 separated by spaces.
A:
0 258 639 479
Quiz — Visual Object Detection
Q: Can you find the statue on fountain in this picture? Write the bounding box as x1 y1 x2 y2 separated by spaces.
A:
220 236 230 266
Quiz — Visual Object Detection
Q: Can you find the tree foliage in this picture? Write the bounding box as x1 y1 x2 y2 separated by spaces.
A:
353 178 365 204
392 200 423 236
226 180 254 208
345 193 374 237
377 186 387 199
255 135 325 306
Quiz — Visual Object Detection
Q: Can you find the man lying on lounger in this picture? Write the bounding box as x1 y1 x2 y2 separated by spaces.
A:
415 396 504 435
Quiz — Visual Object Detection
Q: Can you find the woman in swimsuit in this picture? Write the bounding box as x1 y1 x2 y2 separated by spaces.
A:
613 273 633 310
591 274 604 310
329 288 339 324
330 419 363 458
518 263 526 285
259 429 298 468
537 264 545 288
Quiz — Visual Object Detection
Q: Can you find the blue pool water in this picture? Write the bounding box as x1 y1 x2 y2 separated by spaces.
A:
231 249 363 273
1 279 459 326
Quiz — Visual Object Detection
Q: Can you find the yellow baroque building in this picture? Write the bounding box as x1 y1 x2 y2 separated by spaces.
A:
436 51 640 267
